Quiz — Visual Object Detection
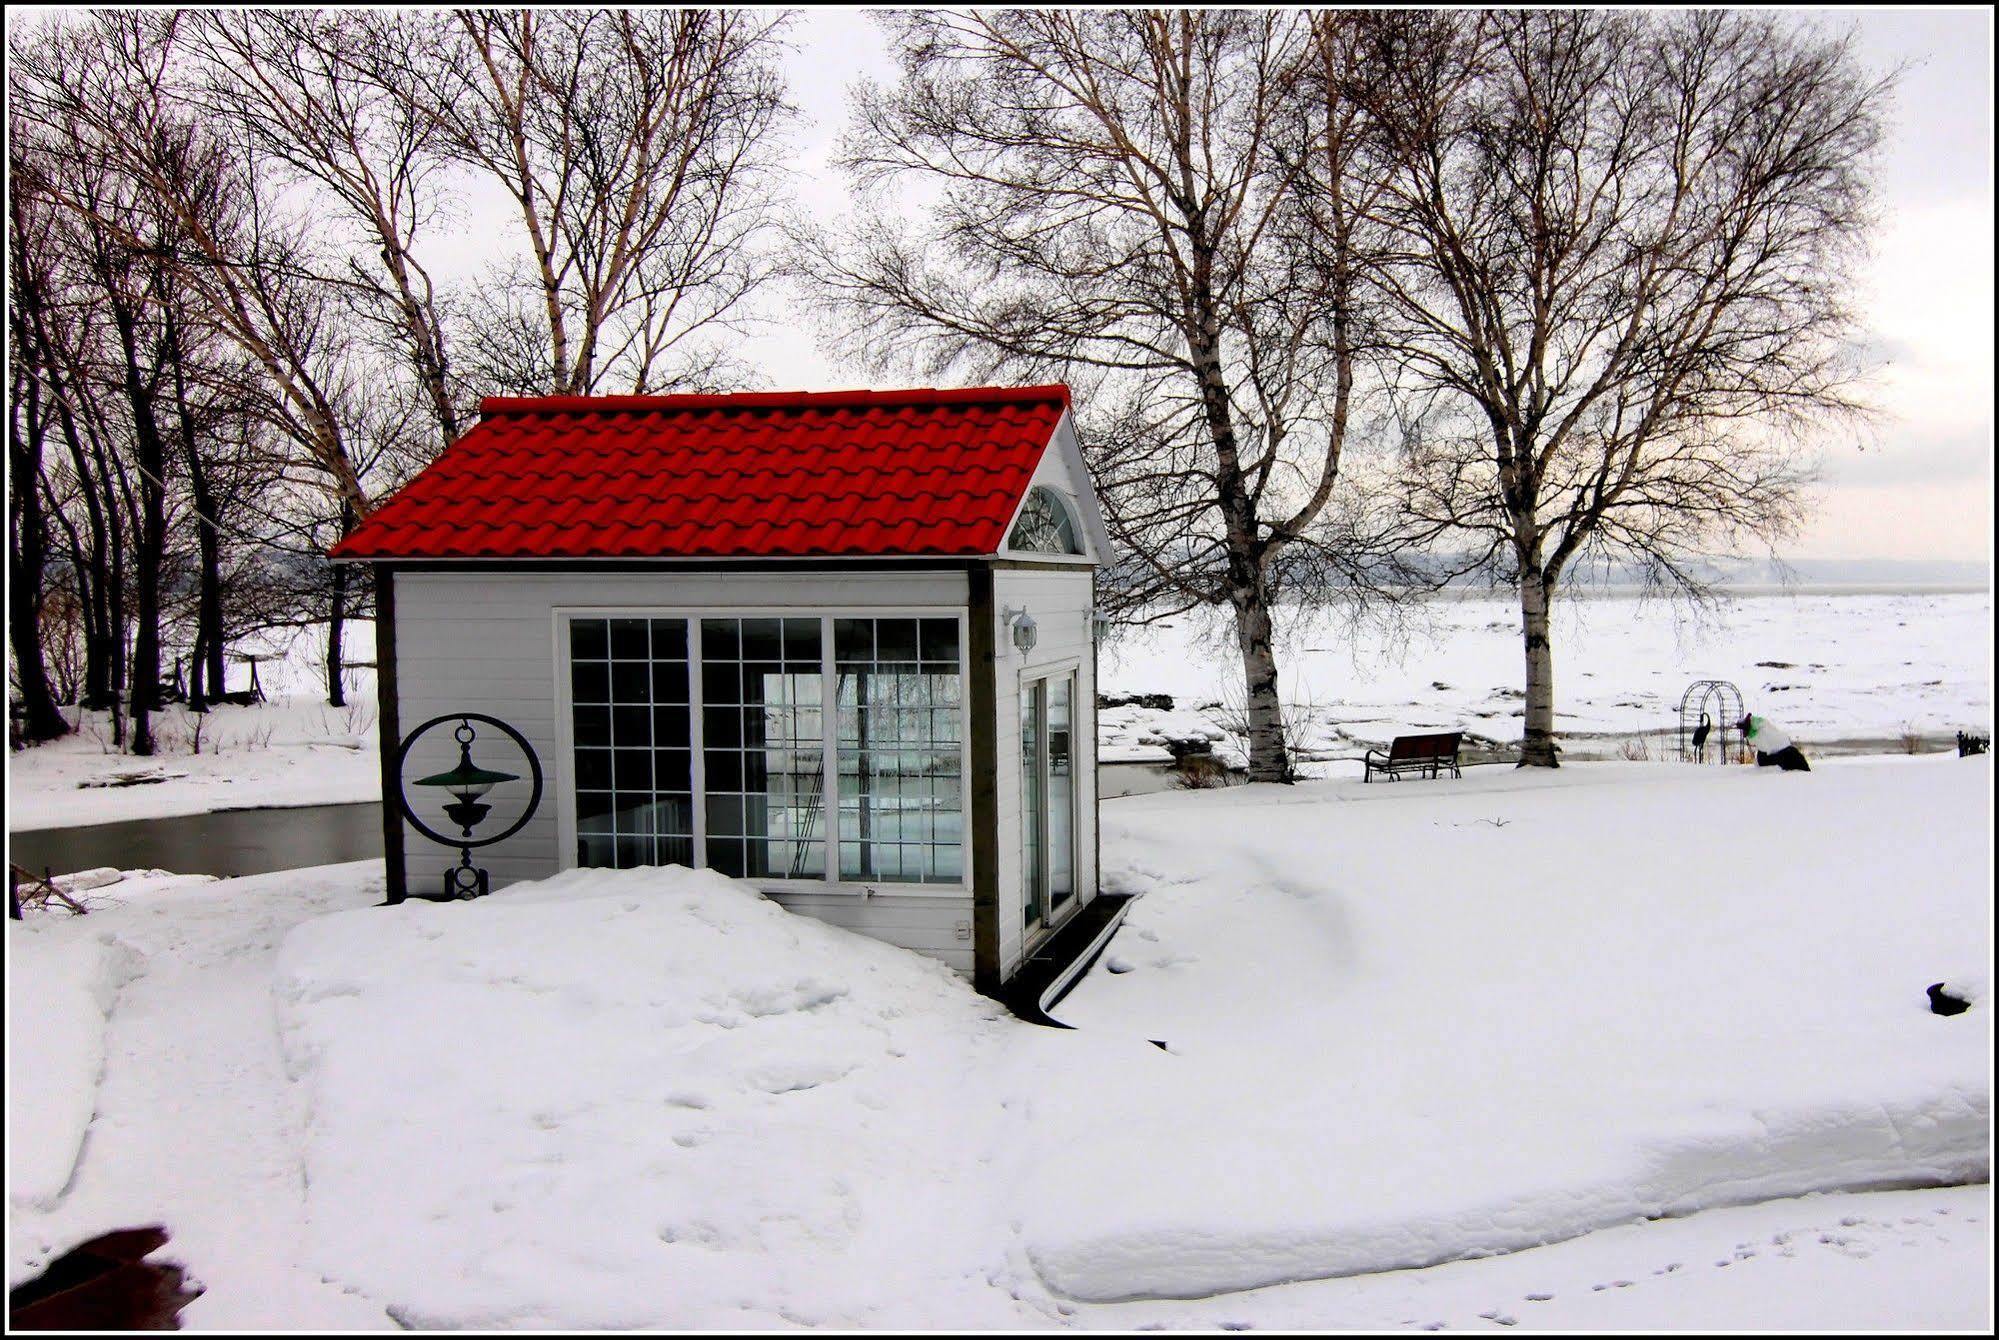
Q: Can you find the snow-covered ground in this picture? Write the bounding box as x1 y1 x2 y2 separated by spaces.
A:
8 588 1991 829
1101 588 1993 764
7 930 139 1211
8 755 1987 1328
5 863 392 1326
6 626 378 831
1073 1184 1992 1331
1042 754 1991 1302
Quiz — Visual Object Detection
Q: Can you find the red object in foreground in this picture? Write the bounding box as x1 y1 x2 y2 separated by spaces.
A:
332 385 1072 561
8 1226 203 1330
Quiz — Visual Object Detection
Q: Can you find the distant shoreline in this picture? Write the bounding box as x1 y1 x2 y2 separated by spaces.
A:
1426 582 1990 602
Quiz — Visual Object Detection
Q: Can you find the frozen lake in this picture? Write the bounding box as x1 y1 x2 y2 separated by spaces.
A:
1098 587 1992 764
10 587 1990 836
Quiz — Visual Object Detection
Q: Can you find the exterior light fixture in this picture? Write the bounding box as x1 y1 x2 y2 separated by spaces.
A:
1003 606 1038 656
413 723 520 837
396 714 543 902
1092 611 1114 644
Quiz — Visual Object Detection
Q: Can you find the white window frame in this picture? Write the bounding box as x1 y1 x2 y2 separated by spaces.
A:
1000 485 1094 565
551 605 971 898
1019 658 1083 945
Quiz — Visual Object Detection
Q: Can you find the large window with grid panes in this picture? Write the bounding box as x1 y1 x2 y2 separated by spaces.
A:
564 612 965 889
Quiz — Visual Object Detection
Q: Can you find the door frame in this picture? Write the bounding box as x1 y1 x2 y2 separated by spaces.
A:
1020 664 1080 949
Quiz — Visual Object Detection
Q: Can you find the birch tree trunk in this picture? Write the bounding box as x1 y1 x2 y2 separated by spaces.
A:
1232 580 1289 782
1517 565 1559 768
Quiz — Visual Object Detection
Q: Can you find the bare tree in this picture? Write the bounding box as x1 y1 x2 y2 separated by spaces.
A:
813 9 1415 783
188 9 466 449
68 161 178 754
7 156 72 742
388 8 792 395
20 219 130 721
1352 10 1888 766
16 12 412 707
14 12 376 523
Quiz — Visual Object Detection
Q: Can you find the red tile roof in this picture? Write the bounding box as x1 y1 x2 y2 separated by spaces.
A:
331 386 1071 561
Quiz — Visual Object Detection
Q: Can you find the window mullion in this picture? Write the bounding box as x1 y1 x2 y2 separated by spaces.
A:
1038 680 1052 923
690 617 706 869
820 615 837 884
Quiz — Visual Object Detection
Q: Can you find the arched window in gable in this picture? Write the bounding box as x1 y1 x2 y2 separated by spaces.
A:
1007 487 1082 555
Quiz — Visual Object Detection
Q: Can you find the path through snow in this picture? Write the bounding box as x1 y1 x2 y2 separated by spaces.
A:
7 863 391 1328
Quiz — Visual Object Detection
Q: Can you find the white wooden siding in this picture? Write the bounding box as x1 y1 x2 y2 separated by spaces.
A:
991 565 1100 980
392 568 975 972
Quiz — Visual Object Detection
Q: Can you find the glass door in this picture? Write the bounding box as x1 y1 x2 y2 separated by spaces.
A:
1047 676 1073 915
1021 681 1046 935
1021 672 1077 939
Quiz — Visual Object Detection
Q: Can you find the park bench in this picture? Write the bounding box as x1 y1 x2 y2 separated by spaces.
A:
1363 731 1463 783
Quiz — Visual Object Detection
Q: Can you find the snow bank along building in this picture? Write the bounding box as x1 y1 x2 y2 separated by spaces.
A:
334 386 1113 993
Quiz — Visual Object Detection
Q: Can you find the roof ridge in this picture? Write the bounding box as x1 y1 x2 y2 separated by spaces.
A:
480 385 1071 419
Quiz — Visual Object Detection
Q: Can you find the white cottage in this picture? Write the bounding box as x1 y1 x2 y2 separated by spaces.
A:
334 385 1115 994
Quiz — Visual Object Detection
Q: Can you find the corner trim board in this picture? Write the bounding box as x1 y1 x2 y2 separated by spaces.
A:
375 563 407 904
968 564 1002 993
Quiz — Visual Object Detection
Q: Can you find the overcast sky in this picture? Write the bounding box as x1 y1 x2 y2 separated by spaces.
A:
407 7 1993 565
724 7 1993 566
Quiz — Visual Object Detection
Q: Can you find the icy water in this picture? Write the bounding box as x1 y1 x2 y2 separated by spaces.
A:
11 803 382 882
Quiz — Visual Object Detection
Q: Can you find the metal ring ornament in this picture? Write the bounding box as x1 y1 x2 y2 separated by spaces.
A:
394 712 545 851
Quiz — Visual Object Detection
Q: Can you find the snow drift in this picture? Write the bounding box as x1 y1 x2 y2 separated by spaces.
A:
1039 756 1992 1300
272 865 1027 1328
7 931 140 1212
268 758 1988 1322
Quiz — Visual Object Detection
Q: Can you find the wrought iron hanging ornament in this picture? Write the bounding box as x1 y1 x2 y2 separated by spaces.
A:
396 713 544 900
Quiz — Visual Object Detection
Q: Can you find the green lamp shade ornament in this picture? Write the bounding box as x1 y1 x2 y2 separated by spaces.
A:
412 726 520 836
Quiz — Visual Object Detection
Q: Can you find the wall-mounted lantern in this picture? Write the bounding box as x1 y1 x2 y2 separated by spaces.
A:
1002 606 1038 656
1092 611 1114 644
395 714 543 901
